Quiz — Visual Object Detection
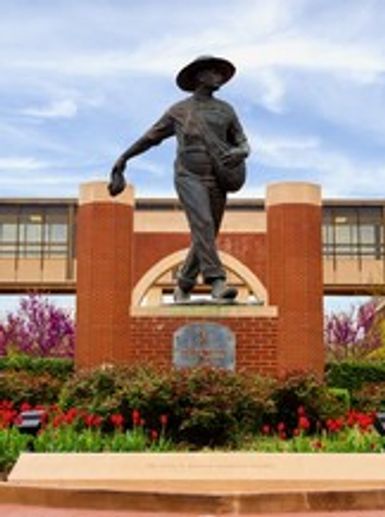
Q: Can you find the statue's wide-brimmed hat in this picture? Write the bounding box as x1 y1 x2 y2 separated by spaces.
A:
176 55 236 92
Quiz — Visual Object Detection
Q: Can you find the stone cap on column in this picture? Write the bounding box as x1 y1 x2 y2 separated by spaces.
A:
266 182 321 207
79 181 134 206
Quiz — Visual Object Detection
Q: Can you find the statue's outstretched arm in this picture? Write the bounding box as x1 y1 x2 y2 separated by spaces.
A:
108 112 174 196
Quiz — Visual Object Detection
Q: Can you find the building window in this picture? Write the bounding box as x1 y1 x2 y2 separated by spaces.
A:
0 207 18 257
323 206 384 259
0 204 70 259
44 208 68 257
19 209 44 257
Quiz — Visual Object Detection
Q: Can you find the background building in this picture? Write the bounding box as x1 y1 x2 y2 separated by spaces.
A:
0 196 384 299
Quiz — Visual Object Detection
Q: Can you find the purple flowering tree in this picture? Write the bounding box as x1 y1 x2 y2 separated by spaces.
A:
324 300 383 360
0 294 75 357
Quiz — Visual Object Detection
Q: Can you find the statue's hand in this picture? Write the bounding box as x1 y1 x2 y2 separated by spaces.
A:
108 158 127 197
222 147 248 167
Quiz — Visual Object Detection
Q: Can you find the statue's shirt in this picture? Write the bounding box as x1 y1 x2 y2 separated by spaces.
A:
135 96 248 177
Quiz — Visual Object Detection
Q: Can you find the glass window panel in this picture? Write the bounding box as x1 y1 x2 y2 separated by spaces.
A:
330 207 359 257
45 223 67 243
335 225 352 244
43 207 69 258
322 224 334 243
18 208 44 259
25 223 42 242
360 225 376 244
0 223 17 241
0 208 18 247
322 222 335 257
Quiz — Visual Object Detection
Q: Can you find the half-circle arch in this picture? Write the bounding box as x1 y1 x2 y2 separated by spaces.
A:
132 248 268 306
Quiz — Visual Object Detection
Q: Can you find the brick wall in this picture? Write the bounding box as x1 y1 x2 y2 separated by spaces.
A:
133 233 267 286
75 184 134 369
127 313 278 376
266 184 324 377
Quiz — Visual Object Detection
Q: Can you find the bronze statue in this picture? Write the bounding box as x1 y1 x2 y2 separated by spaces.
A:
108 56 250 302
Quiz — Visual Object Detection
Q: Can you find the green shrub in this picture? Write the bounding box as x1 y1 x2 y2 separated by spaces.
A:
269 371 348 435
59 364 171 422
0 428 30 473
352 382 385 412
60 366 358 445
0 353 73 380
0 369 64 406
59 365 275 447
326 360 385 392
325 387 351 416
166 367 275 447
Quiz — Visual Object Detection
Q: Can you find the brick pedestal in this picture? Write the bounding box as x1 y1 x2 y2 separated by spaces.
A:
266 182 324 377
129 305 279 376
75 181 134 368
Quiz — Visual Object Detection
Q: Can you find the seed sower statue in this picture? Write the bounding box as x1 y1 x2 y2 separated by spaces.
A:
108 56 250 302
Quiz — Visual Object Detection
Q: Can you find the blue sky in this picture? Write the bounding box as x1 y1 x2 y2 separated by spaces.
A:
1 0 385 199
0 0 383 313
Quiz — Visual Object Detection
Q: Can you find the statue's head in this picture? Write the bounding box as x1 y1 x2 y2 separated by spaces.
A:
176 56 236 92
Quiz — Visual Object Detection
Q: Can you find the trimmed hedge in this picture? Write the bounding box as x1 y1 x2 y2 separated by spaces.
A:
0 354 73 380
326 360 385 392
0 354 73 406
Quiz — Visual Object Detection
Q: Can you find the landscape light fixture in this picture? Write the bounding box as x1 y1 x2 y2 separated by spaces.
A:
16 409 45 436
373 412 385 436
15 409 46 452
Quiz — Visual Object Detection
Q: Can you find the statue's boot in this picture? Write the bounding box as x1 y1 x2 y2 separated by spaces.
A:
211 279 238 300
173 286 191 303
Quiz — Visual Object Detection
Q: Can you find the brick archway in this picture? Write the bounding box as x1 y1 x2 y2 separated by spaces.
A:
76 180 324 377
132 248 268 307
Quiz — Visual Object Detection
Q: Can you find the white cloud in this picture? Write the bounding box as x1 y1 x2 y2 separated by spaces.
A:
0 0 382 82
234 39 385 79
248 130 385 198
5 35 382 85
133 157 168 178
0 157 50 171
251 133 320 159
21 99 78 119
243 69 286 113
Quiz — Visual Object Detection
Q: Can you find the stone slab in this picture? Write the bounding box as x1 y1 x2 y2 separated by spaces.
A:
130 305 278 317
9 452 385 483
2 483 385 514
7 453 385 513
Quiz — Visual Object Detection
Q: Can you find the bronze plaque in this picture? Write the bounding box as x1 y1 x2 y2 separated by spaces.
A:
173 322 235 370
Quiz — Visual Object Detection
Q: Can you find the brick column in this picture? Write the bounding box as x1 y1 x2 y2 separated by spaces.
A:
75 181 134 368
266 182 324 377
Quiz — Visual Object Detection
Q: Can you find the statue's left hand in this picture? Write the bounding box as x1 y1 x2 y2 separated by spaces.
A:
108 172 126 197
222 147 248 167
108 160 127 196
